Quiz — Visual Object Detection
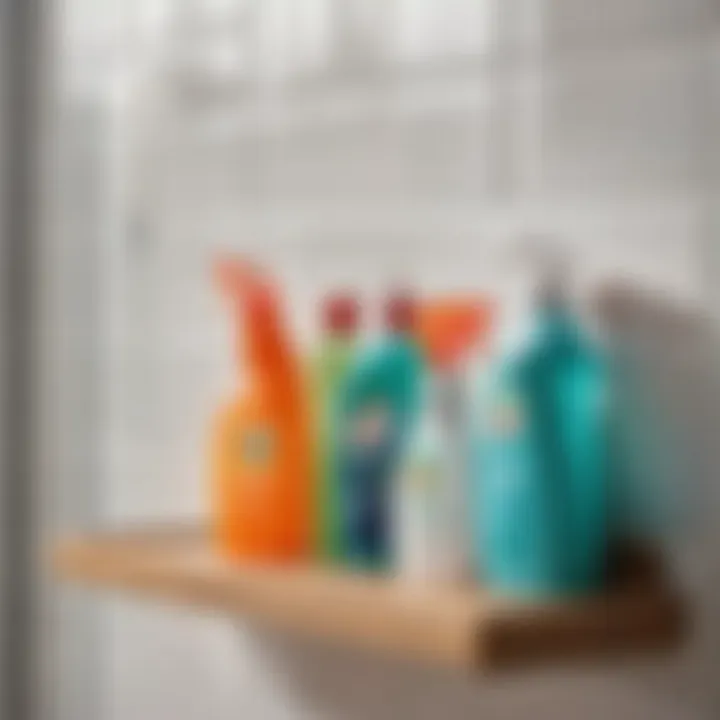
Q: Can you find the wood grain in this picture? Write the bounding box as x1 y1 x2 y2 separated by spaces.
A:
52 525 687 671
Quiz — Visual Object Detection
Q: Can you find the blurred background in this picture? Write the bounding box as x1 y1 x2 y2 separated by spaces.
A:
2 0 720 719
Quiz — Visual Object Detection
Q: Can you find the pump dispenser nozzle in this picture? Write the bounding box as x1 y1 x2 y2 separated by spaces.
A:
512 233 573 311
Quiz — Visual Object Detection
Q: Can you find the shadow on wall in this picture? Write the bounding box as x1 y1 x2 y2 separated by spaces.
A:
593 280 720 719
240 280 720 720
594 280 720 543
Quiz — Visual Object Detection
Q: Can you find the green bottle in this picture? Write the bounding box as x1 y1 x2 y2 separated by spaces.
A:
312 294 361 561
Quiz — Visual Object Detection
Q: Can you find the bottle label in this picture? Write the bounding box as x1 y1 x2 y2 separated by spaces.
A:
348 403 392 450
240 426 275 467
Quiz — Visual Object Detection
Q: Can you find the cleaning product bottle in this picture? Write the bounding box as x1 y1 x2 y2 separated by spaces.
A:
475 242 609 598
396 299 492 584
336 292 423 571
210 256 312 562
311 293 361 561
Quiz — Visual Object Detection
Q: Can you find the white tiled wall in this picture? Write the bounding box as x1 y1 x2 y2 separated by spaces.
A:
545 0 715 48
56 2 720 720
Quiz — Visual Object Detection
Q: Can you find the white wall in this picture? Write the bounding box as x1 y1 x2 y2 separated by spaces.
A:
56 2 720 720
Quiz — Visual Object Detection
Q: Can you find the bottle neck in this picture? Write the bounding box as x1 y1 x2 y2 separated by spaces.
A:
421 365 465 431
534 298 577 339
324 329 357 346
385 326 415 341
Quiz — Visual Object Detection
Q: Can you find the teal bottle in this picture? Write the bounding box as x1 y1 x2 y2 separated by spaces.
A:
475 292 608 598
336 293 423 571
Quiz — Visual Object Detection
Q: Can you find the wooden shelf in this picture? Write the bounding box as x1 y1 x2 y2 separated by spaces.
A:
53 525 686 671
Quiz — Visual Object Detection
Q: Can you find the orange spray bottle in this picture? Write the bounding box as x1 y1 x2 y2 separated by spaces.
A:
211 256 311 562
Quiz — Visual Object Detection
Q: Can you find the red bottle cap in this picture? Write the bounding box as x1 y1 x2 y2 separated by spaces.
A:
321 293 361 335
384 291 417 333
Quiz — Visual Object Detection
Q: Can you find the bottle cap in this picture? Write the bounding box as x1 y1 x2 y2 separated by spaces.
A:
322 293 361 335
384 291 417 333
